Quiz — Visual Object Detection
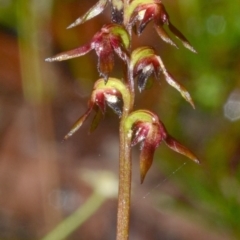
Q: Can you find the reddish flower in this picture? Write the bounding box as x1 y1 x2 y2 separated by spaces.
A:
46 24 130 82
63 78 129 140
130 47 195 108
126 110 199 183
129 0 197 52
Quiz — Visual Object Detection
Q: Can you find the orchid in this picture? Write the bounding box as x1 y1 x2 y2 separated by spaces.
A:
130 46 195 108
129 0 197 53
125 110 199 183
63 78 130 140
46 24 130 81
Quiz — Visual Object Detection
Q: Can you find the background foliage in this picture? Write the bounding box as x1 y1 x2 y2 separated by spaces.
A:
0 0 240 239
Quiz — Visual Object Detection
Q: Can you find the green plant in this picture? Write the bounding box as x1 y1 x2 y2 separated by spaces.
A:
46 0 199 239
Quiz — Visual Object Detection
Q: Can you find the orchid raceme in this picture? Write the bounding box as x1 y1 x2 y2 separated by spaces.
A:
46 0 199 239
125 110 199 183
46 24 130 81
130 46 195 108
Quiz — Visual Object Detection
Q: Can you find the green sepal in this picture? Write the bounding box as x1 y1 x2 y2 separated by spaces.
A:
94 77 131 109
130 46 155 70
124 110 156 134
107 24 131 50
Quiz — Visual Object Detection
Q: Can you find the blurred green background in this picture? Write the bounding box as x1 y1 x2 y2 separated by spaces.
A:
0 0 240 239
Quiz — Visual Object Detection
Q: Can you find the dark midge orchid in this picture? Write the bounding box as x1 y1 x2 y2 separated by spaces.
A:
46 1 199 239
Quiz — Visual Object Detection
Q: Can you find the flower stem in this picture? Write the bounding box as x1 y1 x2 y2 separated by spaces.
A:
116 110 132 240
116 1 134 239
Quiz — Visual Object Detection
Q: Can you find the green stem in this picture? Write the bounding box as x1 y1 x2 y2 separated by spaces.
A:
116 1 135 239
116 110 132 240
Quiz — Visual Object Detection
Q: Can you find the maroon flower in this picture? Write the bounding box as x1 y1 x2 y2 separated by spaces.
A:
129 0 197 52
126 110 199 183
63 78 123 140
130 47 195 108
46 24 130 82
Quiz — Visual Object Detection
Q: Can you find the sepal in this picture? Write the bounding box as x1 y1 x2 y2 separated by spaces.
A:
66 0 125 29
164 135 200 164
67 0 109 29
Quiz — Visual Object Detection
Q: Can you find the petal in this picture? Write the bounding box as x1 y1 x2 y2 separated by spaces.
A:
63 106 93 141
89 108 103 133
67 0 108 29
164 135 199 164
45 43 93 62
168 22 197 53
